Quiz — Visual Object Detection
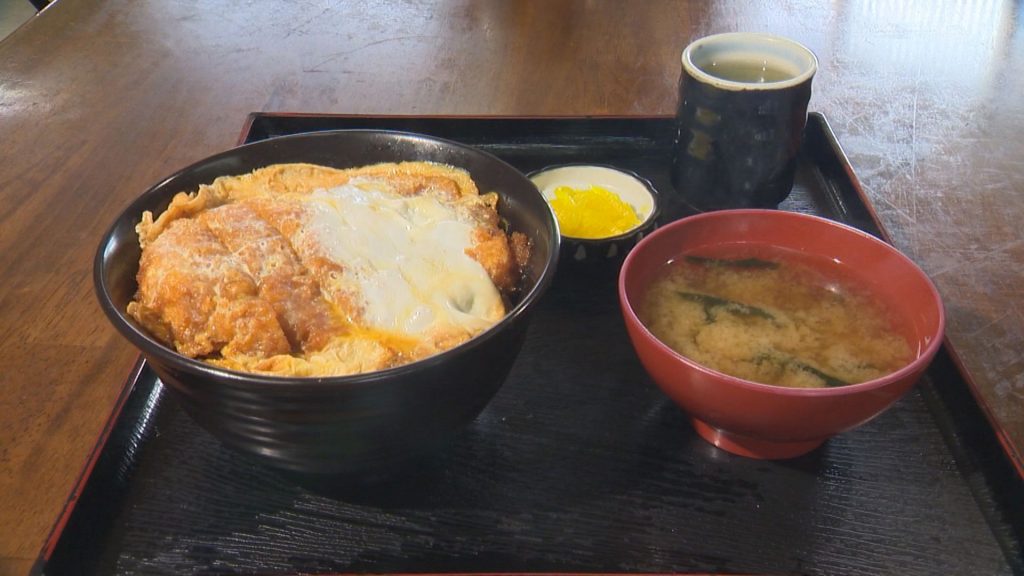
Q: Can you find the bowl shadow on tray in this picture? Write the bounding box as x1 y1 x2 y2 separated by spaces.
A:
273 452 453 504
208 391 831 510
604 396 825 564
144 385 466 507
636 392 829 468
264 410 527 504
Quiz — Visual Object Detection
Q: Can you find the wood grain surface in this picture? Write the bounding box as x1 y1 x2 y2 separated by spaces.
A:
1 0 1022 573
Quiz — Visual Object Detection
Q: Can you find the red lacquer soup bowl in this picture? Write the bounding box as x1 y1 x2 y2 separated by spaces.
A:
618 209 945 459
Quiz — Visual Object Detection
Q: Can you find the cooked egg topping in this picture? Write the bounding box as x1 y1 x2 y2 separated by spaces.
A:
306 180 504 337
128 162 526 377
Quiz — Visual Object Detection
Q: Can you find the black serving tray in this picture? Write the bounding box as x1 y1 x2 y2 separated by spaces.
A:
37 114 1024 575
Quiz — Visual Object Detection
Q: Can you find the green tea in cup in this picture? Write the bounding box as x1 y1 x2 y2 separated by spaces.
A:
671 33 818 211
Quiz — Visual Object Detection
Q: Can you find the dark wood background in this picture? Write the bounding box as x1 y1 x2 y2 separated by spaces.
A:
1 1 1023 574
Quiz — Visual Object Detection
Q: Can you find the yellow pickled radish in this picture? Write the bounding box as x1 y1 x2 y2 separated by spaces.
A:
548 184 641 239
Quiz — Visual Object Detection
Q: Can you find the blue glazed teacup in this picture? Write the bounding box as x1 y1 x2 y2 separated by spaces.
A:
672 32 818 211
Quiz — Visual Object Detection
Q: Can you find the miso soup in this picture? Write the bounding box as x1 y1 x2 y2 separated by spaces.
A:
639 245 913 388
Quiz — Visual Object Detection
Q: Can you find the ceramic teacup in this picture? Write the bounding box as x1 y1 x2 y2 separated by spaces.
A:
671 32 817 211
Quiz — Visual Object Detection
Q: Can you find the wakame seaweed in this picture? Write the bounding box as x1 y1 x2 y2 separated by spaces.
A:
678 292 776 323
754 352 850 388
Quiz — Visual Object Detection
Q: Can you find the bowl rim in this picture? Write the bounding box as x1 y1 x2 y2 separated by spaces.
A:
94 128 560 388
526 162 661 243
618 208 946 397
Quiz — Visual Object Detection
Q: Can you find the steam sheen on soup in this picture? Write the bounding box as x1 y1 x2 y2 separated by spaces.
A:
639 246 913 388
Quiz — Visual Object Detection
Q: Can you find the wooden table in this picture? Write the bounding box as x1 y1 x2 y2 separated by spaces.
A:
1 1 1021 574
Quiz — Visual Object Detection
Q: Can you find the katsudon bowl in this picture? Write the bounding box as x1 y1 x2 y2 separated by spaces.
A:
94 130 559 477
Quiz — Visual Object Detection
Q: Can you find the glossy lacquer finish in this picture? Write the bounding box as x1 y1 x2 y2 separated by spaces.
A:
2 1 1024 574
94 130 558 475
672 33 816 210
619 210 945 459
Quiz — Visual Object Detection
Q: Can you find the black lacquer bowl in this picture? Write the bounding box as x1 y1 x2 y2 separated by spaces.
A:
94 130 559 476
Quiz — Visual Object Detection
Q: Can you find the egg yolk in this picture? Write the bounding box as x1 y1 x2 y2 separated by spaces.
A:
548 185 641 239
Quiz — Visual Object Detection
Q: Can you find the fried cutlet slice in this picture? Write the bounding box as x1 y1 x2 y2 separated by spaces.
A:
127 218 291 360
198 201 343 353
240 195 366 327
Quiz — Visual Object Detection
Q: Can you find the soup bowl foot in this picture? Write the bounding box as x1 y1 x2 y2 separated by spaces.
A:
691 418 825 460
